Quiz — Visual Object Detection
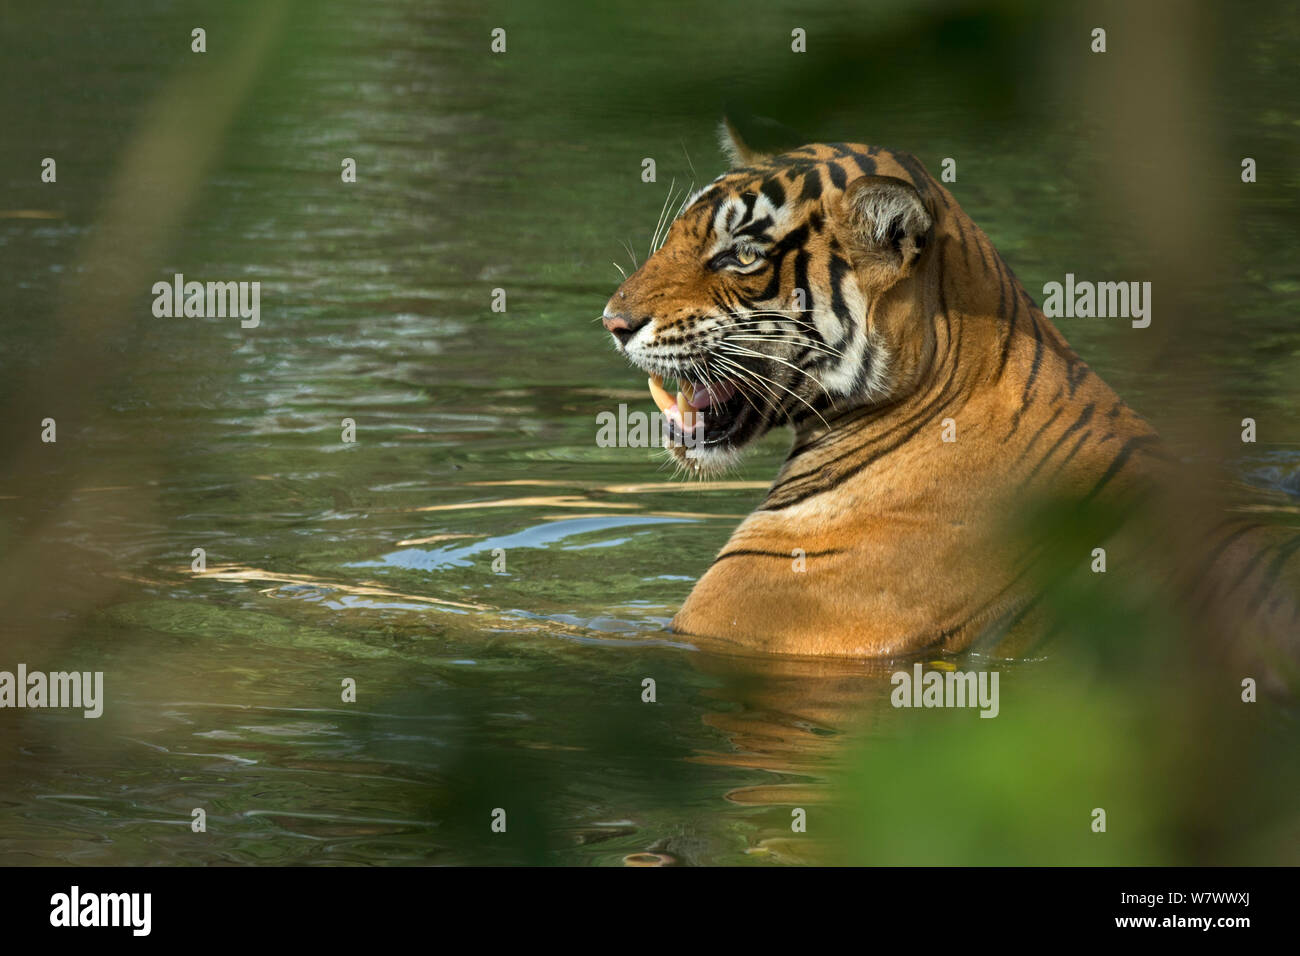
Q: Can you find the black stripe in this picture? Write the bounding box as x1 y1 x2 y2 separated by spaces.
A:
828 253 853 329
736 215 773 238
1003 316 1043 439
1249 533 1300 607
1025 404 1095 481
1046 428 1093 479
995 273 1021 380
798 170 823 202
1066 360 1091 398
954 218 975 274
1019 406 1063 460
760 177 786 209
711 547 845 566
1223 534 1279 596
992 258 1009 343
703 193 727 232
1182 518 1259 604
1081 434 1161 503
845 150 876 178
971 226 993 279
792 248 812 321
756 224 809 300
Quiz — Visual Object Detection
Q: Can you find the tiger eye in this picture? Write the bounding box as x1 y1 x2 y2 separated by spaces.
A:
735 248 758 266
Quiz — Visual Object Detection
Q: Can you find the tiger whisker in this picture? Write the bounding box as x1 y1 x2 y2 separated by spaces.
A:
716 313 850 357
679 139 698 183
715 311 840 343
718 341 834 395
697 354 766 419
711 355 790 421
721 335 847 359
712 351 802 417
718 311 829 333
661 182 687 251
711 355 779 413
649 178 677 257
715 345 832 428
671 180 695 224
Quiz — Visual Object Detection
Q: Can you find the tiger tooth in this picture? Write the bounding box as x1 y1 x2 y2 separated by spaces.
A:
678 382 696 430
648 375 675 414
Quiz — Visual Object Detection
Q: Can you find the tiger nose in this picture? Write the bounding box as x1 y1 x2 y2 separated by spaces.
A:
602 311 650 346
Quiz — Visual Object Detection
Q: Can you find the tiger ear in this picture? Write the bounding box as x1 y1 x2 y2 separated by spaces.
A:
842 175 933 275
717 117 769 167
716 110 807 167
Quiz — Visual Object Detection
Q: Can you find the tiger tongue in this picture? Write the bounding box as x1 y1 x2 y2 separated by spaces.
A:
687 380 736 409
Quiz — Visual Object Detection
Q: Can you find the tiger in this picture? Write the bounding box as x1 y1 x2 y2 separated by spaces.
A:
600 121 1300 676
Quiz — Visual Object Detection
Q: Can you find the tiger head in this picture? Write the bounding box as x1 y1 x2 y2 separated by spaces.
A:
602 123 941 475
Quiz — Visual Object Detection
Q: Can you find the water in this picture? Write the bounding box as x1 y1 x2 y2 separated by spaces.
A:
2 0 1298 865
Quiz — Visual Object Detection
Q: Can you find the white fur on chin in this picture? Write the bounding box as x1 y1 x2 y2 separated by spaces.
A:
664 440 746 479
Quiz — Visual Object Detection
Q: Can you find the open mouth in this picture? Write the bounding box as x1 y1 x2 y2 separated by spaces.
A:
646 373 759 450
